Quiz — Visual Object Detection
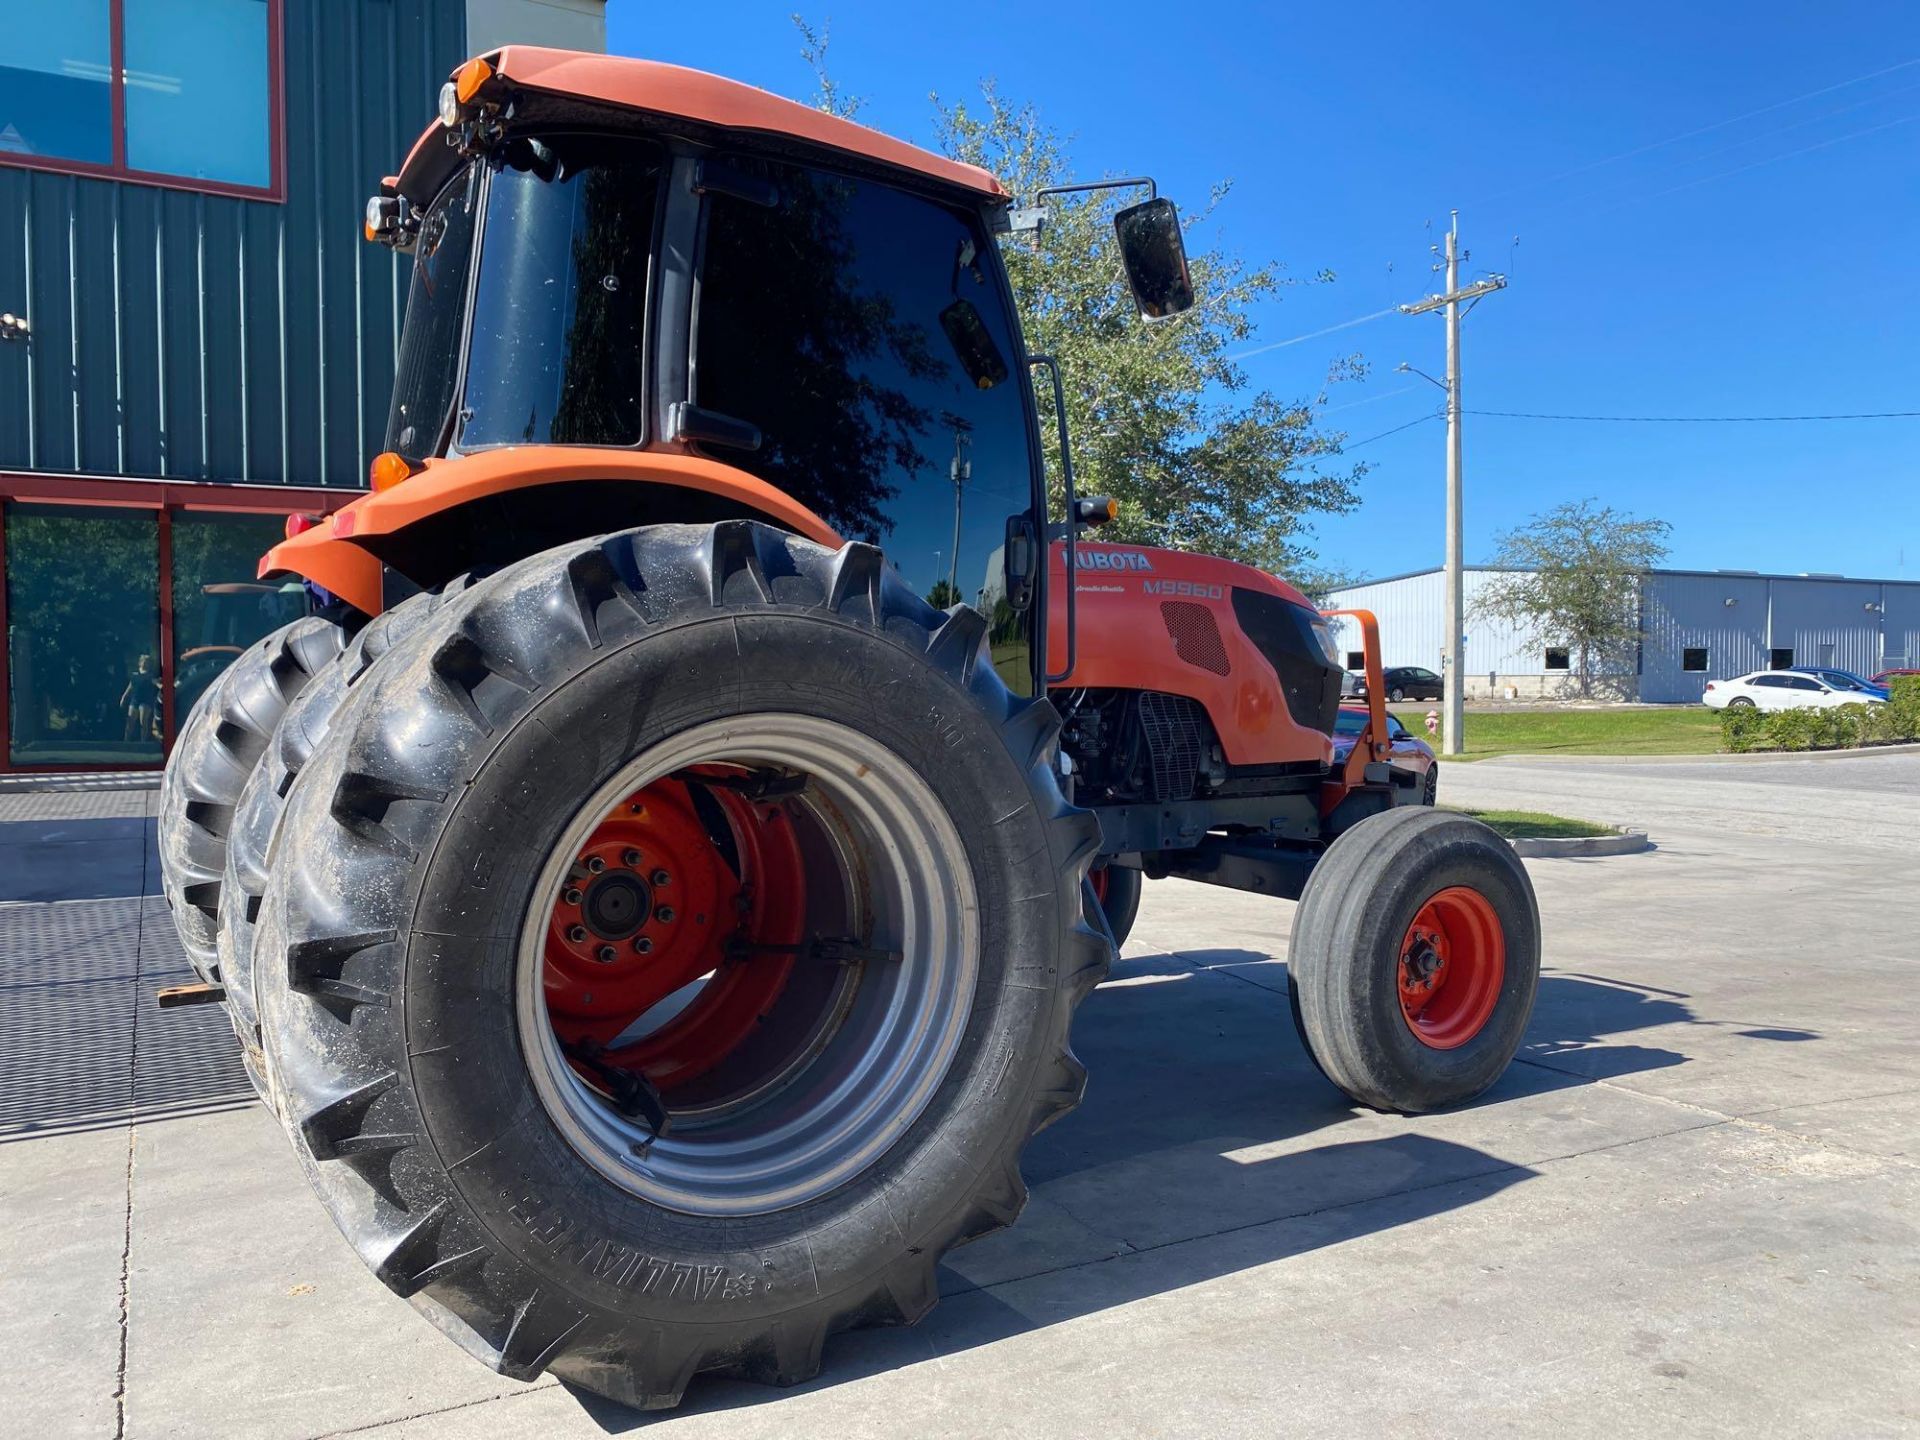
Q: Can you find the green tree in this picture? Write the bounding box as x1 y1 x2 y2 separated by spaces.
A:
924 578 961 608
794 19 1362 579
1472 500 1672 698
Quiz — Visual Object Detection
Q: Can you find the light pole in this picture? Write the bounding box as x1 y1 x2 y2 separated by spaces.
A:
1399 211 1505 757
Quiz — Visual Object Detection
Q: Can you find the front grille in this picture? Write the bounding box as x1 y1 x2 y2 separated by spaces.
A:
1160 601 1231 676
1136 691 1210 801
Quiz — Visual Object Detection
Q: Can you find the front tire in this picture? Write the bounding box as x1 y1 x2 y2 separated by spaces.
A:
253 523 1107 1409
1086 864 1142 947
1287 808 1539 1112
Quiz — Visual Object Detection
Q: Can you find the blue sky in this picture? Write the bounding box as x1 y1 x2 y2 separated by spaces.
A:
608 2 1920 583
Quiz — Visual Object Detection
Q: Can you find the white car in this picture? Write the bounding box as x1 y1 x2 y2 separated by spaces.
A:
1702 670 1884 711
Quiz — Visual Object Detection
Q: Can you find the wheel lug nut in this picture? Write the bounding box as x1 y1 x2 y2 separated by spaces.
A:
622 849 642 868
634 937 653 954
563 887 582 906
567 925 588 943
585 856 606 874
656 906 675 923
651 869 670 886
596 944 616 963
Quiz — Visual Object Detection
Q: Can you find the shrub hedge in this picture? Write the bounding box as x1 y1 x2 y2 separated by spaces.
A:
1720 674 1920 753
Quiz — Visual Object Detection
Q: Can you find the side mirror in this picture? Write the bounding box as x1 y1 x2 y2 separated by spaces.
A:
1114 197 1194 319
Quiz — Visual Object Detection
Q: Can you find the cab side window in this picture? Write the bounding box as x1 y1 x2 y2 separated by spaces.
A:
692 158 1036 689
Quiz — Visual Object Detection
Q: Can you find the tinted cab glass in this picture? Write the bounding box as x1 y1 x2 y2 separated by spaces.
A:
693 159 1035 688
460 137 665 449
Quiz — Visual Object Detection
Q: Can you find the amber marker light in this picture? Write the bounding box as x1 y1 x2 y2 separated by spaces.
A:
369 452 418 492
455 57 493 104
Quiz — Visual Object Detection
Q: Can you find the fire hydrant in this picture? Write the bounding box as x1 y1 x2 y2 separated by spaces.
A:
1424 709 1440 739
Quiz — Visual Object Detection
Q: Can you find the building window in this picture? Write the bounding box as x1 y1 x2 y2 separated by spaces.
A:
1544 646 1570 670
0 1 281 199
1345 651 1365 672
1770 648 1794 670
1682 647 1708 672
5 503 163 766
169 512 309 721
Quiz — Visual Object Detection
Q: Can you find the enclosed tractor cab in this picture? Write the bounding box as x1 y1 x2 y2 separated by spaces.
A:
157 49 1540 1412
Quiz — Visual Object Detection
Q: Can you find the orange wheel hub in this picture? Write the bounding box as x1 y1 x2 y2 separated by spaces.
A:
542 771 806 1094
1397 886 1505 1050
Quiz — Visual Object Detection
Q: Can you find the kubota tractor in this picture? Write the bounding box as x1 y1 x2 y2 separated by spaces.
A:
157 48 1539 1411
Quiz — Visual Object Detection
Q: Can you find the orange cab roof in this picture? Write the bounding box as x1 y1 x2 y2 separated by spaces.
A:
399 48 1004 202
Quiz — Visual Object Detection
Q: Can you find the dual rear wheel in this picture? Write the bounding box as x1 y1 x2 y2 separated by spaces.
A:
222 522 1106 1408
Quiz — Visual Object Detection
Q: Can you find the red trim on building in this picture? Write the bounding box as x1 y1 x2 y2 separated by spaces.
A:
156 505 177 754
0 515 10 772
0 0 287 205
0 472 364 774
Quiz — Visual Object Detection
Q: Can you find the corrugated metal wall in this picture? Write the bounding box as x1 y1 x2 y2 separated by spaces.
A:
1639 572 1770 702
1323 568 1568 679
0 0 467 489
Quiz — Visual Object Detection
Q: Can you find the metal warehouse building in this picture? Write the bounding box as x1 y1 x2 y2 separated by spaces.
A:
1324 567 1920 704
0 0 602 773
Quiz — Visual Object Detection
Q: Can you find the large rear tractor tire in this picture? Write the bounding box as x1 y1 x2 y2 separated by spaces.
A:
158 615 351 981
252 522 1108 1409
217 582 474 1098
1287 807 1539 1112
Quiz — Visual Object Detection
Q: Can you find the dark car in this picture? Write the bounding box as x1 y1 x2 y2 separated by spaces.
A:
1333 706 1438 805
1871 668 1919 687
1787 667 1888 700
1359 665 1444 702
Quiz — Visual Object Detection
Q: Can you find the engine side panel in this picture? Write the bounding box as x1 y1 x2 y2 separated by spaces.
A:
1046 542 1336 768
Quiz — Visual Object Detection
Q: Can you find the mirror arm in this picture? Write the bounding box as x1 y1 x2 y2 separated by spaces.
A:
1029 354 1079 687
1009 176 1158 235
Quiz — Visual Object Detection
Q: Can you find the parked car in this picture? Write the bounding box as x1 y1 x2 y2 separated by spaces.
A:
1870 668 1919 687
1357 665 1445 702
1787 667 1888 700
1703 670 1886 711
1340 669 1364 698
1333 705 1437 804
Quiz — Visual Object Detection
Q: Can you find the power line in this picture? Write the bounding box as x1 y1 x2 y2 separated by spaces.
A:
1338 412 1442 450
1594 111 1920 211
1549 81 1920 214
1476 55 1920 206
1467 408 1920 423
1229 306 1400 361
1320 381 1429 415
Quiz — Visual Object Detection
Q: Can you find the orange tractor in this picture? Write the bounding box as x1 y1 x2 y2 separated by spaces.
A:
158 49 1539 1411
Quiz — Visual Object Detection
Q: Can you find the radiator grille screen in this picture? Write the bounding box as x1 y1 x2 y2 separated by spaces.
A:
1136 692 1210 801
1160 601 1231 676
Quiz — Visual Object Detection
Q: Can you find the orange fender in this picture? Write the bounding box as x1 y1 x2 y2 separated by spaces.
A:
260 448 842 616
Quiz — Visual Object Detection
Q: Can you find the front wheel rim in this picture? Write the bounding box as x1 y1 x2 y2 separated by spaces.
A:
516 714 979 1217
1397 886 1505 1049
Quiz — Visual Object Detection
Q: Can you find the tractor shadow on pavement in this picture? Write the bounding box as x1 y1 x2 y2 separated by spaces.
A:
569 940 1818 1428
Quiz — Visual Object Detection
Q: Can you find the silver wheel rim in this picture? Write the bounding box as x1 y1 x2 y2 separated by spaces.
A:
516 713 979 1217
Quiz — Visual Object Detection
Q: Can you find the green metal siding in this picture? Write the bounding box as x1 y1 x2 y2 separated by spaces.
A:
0 0 467 488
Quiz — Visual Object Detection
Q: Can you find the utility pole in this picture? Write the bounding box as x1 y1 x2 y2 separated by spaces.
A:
1399 212 1506 757
945 417 972 601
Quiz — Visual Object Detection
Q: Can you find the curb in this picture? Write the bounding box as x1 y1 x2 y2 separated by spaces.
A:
1508 826 1652 859
1479 741 1920 767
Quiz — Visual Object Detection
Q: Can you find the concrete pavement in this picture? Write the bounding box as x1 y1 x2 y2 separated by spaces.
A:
1 756 1915 1438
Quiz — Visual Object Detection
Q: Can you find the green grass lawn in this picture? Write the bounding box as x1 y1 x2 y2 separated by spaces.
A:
1389 705 1720 761
1445 806 1618 840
